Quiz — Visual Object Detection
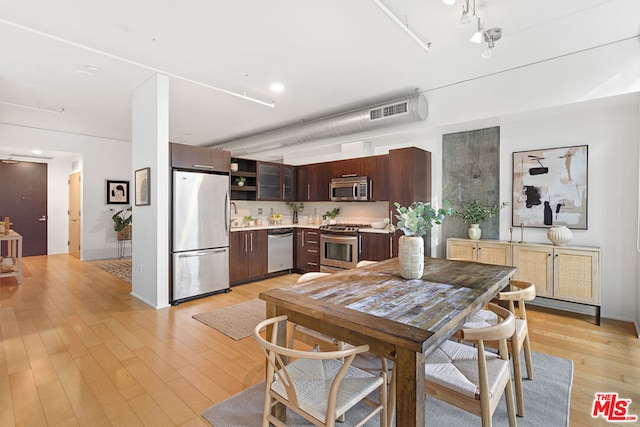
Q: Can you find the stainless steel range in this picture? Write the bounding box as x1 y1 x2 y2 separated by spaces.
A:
319 224 369 272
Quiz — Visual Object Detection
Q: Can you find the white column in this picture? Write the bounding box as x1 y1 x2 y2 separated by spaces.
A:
131 74 170 308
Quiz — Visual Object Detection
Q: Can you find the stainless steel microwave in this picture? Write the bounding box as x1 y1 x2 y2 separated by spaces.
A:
330 176 369 201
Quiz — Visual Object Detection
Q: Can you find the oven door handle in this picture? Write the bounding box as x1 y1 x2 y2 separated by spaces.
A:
353 183 357 199
322 235 357 242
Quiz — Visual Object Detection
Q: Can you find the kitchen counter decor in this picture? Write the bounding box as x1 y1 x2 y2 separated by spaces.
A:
390 200 451 279
286 202 304 224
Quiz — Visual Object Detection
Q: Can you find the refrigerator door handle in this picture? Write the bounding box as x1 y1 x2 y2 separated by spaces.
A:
179 249 227 258
225 191 230 236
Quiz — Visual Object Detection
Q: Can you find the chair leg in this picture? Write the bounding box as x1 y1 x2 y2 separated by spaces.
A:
387 364 396 427
511 342 525 417
523 334 533 380
504 376 518 427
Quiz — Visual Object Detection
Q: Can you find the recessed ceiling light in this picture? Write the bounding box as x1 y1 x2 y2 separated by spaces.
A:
270 82 285 93
32 149 42 155
86 65 102 73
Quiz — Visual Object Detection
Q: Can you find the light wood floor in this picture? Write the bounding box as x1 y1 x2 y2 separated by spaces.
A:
1 255 638 426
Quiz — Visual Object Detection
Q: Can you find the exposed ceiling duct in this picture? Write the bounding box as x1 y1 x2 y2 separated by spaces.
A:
209 93 428 156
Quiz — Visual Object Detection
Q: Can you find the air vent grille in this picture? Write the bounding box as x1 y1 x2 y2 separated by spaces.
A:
369 101 409 121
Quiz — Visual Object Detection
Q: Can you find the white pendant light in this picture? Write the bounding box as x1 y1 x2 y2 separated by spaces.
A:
470 18 483 43
442 0 456 5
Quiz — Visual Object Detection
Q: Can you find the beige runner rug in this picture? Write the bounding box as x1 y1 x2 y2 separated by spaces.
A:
192 299 266 340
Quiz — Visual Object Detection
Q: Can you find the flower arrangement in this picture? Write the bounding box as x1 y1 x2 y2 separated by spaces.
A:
388 201 452 237
286 202 304 212
454 201 501 224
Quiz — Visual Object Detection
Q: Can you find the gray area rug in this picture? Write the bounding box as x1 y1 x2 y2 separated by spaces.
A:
96 259 132 284
193 299 266 340
202 350 572 426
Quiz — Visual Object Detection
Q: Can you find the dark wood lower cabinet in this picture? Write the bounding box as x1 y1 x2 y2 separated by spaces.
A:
295 228 320 273
230 230 267 285
359 232 395 262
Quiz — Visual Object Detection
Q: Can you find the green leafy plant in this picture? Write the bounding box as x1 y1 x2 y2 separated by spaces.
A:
322 207 341 220
112 207 132 232
454 201 500 224
287 202 304 212
388 201 452 237
236 177 246 184
243 215 253 224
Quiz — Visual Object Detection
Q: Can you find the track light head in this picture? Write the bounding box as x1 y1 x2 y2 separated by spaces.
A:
481 28 502 58
470 17 483 43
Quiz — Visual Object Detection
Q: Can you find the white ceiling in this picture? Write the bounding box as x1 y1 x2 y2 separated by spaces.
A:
1 0 638 156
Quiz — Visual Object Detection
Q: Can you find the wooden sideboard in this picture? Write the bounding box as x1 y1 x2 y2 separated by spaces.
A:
446 237 601 324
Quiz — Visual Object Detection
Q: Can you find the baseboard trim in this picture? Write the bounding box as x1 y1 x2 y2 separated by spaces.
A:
528 296 600 324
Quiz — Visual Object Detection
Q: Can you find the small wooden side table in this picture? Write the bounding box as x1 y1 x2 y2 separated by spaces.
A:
0 230 23 284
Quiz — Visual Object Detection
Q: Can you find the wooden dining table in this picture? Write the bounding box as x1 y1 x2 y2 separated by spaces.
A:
259 256 517 426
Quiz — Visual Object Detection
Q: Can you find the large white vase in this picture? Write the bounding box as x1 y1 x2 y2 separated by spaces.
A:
398 236 424 279
468 224 481 240
547 225 573 246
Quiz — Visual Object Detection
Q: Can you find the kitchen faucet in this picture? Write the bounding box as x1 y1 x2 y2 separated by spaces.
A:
230 201 237 214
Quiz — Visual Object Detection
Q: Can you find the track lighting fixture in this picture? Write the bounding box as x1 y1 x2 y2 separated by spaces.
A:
372 0 432 54
445 0 502 57
0 100 65 114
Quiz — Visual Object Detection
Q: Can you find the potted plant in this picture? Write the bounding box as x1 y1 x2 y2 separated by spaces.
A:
243 215 254 226
322 207 340 224
388 201 451 279
236 177 246 187
454 201 500 240
112 207 132 240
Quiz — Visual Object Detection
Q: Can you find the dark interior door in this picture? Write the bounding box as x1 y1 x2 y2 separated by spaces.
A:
0 161 48 256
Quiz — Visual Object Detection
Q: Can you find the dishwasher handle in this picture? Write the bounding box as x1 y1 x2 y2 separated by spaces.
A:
268 233 293 239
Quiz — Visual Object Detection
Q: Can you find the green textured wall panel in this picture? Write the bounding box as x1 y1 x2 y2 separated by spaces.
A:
442 127 500 241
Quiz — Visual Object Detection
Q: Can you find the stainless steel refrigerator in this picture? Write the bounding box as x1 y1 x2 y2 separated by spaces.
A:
171 170 230 304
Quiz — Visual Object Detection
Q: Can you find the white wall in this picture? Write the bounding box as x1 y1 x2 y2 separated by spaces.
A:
0 123 132 260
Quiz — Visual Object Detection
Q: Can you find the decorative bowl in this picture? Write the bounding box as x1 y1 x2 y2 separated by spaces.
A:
371 221 387 229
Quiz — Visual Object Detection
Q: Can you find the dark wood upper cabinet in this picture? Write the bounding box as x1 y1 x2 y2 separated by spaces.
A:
257 162 295 201
297 162 332 201
331 158 369 178
170 143 230 173
368 155 388 201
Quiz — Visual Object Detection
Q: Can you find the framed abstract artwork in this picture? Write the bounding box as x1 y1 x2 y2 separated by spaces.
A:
106 180 129 205
135 167 150 206
512 145 588 229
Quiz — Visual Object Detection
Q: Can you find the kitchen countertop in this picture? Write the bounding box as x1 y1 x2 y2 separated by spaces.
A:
230 223 392 233
230 224 321 232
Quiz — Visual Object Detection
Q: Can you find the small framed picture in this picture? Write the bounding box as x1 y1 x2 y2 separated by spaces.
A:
135 167 151 206
106 180 129 204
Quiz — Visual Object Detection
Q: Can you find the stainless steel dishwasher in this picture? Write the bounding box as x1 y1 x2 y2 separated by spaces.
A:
267 228 294 273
